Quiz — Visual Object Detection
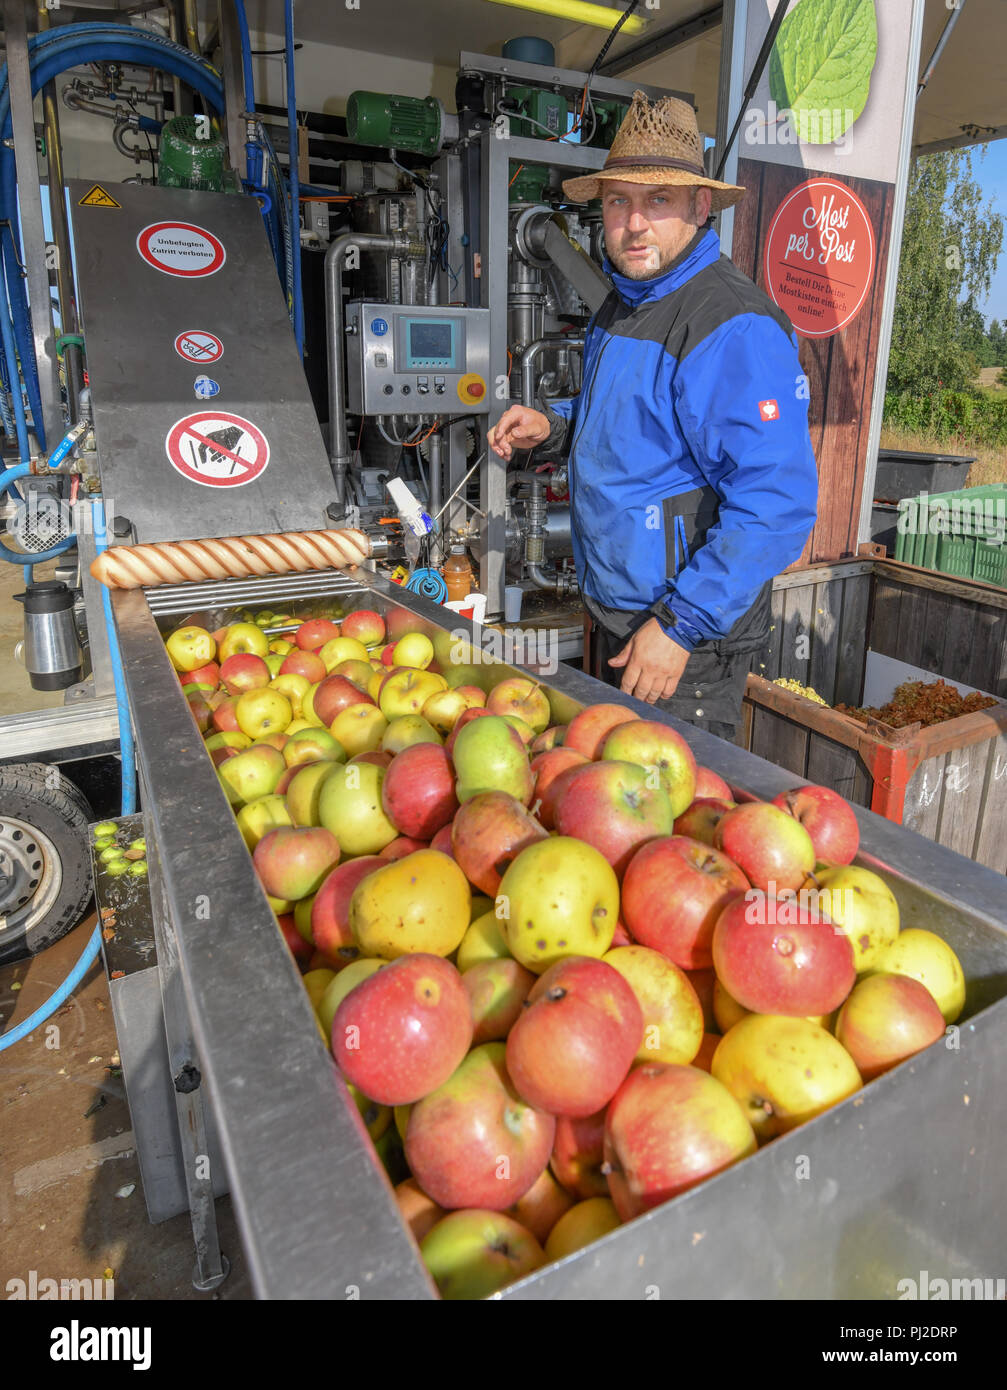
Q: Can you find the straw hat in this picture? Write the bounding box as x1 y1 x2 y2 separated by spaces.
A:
562 91 746 211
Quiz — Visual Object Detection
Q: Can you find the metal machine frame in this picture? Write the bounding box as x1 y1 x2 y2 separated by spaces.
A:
106 567 1007 1299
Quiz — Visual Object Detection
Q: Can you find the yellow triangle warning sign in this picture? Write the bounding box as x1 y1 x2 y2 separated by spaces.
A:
78 184 121 209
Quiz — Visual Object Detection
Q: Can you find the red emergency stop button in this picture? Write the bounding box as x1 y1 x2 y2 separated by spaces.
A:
457 373 487 406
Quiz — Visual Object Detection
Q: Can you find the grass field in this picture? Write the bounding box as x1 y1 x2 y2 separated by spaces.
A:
879 425 1007 488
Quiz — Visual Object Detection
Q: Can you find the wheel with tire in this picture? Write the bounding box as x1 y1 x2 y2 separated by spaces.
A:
0 762 95 967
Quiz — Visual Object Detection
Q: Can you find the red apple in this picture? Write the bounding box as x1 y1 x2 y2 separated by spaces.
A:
311 855 385 963
530 725 565 754
252 826 341 902
685 967 718 1033
295 618 341 651
714 802 816 893
342 609 386 647
404 1041 556 1210
772 784 860 866
186 689 213 733
712 891 856 1016
673 797 733 847
695 766 733 801
381 743 459 841
506 1167 574 1246
506 956 644 1116
380 643 397 667
332 954 473 1105
185 659 220 689
277 912 313 967
349 749 393 769
463 958 536 1044
314 673 375 727
550 1109 609 1200
430 823 455 857
280 649 327 684
564 702 637 760
451 791 548 897
379 835 431 860
603 1064 757 1220
486 677 552 734
835 974 945 1081
395 1178 444 1246
530 747 589 829
219 652 271 696
210 694 241 733
621 835 750 970
553 760 674 880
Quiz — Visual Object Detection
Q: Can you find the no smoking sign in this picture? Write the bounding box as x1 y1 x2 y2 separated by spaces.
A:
165 410 269 488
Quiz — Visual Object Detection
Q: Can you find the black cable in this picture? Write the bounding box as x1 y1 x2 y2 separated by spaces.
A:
589 0 642 78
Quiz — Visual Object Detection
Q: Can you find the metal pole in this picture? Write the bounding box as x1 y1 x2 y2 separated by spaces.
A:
36 3 84 421
427 427 443 565
857 0 929 551
216 0 247 180
712 0 747 257
4 0 63 448
479 127 509 620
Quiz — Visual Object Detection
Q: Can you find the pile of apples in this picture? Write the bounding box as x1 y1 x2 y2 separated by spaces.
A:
166 605 967 1300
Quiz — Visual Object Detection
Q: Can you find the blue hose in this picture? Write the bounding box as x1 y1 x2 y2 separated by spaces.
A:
406 568 449 603
284 0 303 357
0 500 135 1053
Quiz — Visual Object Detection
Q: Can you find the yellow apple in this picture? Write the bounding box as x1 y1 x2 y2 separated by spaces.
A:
236 793 293 850
166 625 216 672
864 928 965 1023
544 1198 621 1263
235 688 292 739
219 622 269 661
330 703 389 756
422 689 471 735
319 635 370 672
349 850 471 958
269 638 294 656
379 669 445 720
603 945 704 1065
393 632 435 669
456 910 512 972
270 673 310 718
381 714 443 754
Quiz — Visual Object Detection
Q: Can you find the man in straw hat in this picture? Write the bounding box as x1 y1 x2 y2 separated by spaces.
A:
489 93 818 742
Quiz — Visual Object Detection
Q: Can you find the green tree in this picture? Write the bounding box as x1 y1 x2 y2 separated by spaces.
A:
886 148 1004 394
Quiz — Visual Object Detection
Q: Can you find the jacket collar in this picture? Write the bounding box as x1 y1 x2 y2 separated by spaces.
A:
603 225 720 306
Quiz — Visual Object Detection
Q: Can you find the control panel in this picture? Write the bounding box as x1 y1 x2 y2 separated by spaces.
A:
345 303 491 415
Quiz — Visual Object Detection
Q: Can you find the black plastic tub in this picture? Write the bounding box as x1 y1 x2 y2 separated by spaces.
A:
875 449 975 502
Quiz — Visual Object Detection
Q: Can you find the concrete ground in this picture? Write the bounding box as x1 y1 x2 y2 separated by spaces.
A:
0 557 251 1300
0 914 252 1300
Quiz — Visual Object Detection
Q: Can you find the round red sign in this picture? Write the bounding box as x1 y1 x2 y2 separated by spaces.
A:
138 222 226 278
763 179 875 338
174 329 224 363
165 410 269 488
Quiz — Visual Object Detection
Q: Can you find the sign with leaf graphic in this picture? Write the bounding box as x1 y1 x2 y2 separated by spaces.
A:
729 0 924 567
768 0 878 145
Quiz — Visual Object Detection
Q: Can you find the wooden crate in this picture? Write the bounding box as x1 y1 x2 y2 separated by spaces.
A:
745 558 1007 873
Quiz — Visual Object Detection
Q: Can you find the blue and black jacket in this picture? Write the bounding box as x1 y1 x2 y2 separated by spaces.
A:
546 225 819 654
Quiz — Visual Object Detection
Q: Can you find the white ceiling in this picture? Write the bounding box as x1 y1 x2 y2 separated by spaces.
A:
239 1 1006 152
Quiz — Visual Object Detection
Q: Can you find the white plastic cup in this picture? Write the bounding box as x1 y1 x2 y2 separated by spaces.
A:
464 592 488 625
504 586 523 623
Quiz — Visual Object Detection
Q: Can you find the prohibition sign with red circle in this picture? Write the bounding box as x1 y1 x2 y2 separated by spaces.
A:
165 410 269 488
138 221 226 278
174 329 224 363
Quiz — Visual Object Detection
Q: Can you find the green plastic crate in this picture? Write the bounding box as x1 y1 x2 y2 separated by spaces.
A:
892 484 1007 588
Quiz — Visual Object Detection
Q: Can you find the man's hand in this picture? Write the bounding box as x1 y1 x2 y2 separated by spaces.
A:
487 405 551 461
608 618 690 704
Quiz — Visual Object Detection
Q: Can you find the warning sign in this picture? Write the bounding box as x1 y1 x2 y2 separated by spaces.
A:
165 410 269 488
138 222 226 278
78 184 121 209
174 329 224 363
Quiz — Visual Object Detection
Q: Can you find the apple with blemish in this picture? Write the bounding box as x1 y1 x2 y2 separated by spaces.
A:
166 624 217 672
311 855 385 963
450 791 548 898
235 688 292 739
349 849 471 959
772 783 860 865
806 864 900 972
553 760 674 880
600 719 697 817
499 835 619 974
673 797 733 847
333 953 473 1106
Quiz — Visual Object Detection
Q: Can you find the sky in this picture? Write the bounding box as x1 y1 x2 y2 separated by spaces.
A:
974 139 1007 328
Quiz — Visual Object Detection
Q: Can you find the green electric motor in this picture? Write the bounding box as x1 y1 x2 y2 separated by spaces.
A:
346 91 444 153
158 115 236 192
505 85 568 141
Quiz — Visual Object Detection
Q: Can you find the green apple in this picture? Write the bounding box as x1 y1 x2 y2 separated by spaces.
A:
452 716 534 805
318 760 398 856
318 957 390 1041
217 745 286 805
264 653 285 678
381 714 443 754
456 909 512 972
420 1211 545 1300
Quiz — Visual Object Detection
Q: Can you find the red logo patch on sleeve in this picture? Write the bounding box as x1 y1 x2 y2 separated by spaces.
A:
759 399 779 421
